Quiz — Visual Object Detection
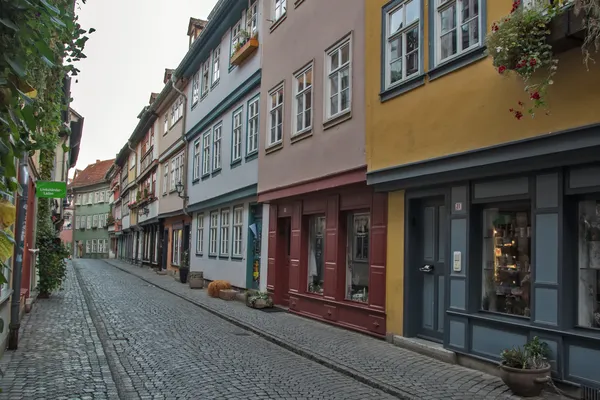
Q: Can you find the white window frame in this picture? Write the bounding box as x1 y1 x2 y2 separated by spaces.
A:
104 239 109 254
267 84 284 147
86 215 92 229
384 0 422 89
192 72 200 106
99 190 105 203
247 1 258 36
172 228 182 266
201 60 210 97
325 35 352 120
232 108 243 163
220 208 230 256
202 131 211 176
212 47 220 84
196 213 204 255
434 0 482 66
92 214 98 228
92 239 97 253
162 163 168 194
232 206 243 257
76 194 81 205
247 97 259 155
212 123 222 171
193 139 201 180
170 158 176 191
293 63 313 135
274 0 287 21
209 211 219 256
94 192 99 204
75 216 80 229
231 18 244 56
98 239 104 254
163 113 169 134
86 240 90 254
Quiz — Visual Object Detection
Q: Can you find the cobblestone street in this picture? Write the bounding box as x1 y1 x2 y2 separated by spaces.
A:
0 259 564 400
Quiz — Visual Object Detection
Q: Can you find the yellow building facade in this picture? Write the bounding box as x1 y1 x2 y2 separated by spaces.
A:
367 0 600 388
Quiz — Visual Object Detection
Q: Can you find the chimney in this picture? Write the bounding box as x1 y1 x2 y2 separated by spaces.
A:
163 68 174 84
96 159 100 163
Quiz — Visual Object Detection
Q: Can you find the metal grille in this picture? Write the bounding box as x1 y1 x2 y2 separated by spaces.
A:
583 385 600 400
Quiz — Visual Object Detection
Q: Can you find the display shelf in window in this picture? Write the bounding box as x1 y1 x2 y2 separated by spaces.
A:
481 208 531 317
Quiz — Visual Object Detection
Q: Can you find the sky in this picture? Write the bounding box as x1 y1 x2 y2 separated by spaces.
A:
69 0 218 176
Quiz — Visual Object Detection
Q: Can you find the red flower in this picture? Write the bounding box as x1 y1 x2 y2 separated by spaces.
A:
491 23 499 32
518 101 524 106
529 58 537 66
511 0 521 13
515 111 523 120
509 108 514 112
498 65 507 74
530 92 540 100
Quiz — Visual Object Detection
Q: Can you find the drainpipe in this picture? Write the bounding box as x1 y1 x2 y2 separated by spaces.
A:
170 74 189 217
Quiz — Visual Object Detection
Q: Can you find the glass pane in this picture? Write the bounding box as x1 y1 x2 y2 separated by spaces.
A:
305 69 312 87
330 50 339 70
346 213 370 303
407 27 419 53
462 0 478 20
481 206 531 317
305 108 311 129
440 5 456 34
305 90 312 109
297 113 303 131
330 94 339 115
461 18 478 50
340 67 349 90
406 51 418 77
296 75 304 92
578 200 600 329
389 6 403 35
330 73 339 95
389 36 402 60
277 89 283 105
307 216 326 294
340 88 350 112
406 0 419 25
297 95 304 115
390 59 402 84
441 30 457 59
341 43 350 64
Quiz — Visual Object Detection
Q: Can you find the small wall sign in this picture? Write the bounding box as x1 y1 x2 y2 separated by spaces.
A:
36 181 67 198
453 251 462 272
454 202 463 211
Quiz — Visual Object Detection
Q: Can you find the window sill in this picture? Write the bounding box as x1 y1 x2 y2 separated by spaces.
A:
294 0 305 7
211 79 220 90
211 169 221 177
228 64 237 73
269 14 287 33
190 100 199 111
192 178 200 185
195 253 203 257
428 46 487 82
218 255 229 260
245 151 258 162
323 110 351 130
231 255 243 261
291 129 312 144
201 173 210 181
201 93 208 102
380 74 426 103
208 254 218 259
230 159 242 169
265 142 283 154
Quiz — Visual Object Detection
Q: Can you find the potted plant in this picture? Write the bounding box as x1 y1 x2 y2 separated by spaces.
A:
179 250 190 284
246 291 273 309
499 336 551 397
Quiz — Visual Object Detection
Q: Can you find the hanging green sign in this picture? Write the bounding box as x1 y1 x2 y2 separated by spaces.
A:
36 181 67 198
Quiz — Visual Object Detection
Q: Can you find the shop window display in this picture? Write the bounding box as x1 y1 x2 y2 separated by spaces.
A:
578 200 600 329
307 216 325 295
481 206 531 317
346 213 370 303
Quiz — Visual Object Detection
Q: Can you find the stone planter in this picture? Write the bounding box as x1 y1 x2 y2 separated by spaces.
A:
188 272 204 289
219 289 238 301
500 363 551 397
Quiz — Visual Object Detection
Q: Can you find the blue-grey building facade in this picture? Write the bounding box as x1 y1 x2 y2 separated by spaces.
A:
175 0 263 289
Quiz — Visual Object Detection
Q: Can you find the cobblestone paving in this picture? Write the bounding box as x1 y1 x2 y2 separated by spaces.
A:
104 258 563 400
73 259 395 399
0 262 118 400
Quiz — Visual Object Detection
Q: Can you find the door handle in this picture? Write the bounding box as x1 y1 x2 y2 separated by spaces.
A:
419 264 434 273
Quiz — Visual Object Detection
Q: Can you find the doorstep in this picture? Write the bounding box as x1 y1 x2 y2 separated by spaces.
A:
389 335 457 364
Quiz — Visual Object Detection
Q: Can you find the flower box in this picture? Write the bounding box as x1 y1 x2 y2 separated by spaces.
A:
546 4 585 54
231 38 259 66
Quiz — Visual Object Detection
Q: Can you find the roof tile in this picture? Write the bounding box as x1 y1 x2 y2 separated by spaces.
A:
70 159 114 189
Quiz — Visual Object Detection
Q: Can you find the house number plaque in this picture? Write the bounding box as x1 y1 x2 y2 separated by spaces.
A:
453 251 462 272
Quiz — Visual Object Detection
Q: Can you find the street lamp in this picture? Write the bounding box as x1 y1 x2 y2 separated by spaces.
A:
175 181 186 200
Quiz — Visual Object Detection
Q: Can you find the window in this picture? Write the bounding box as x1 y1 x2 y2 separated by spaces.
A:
209 211 219 255
93 214 98 228
98 239 104 254
76 194 81 205
247 1 258 36
163 114 169 134
220 209 230 256
212 123 222 171
201 60 210 97
196 213 204 255
99 190 105 203
172 228 182 265
481 205 531 317
578 200 600 329
92 239 97 253
192 72 200 106
232 206 243 257
202 131 211 176
163 163 168 194
86 240 91 254
171 96 184 126
104 239 109 254
268 85 284 146
177 153 184 188
274 0 287 21
232 109 243 162
86 215 92 229
346 213 370 303
247 97 259 155
122 192 130 216
434 0 481 65
129 153 136 170
384 0 420 88
231 19 243 56
326 37 351 119
212 47 220 84
170 158 176 191
308 216 326 295
98 214 104 228
193 139 201 180
293 64 313 134
75 216 80 229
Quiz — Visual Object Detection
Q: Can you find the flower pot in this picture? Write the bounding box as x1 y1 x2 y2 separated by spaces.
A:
188 271 204 289
500 363 551 397
219 289 238 301
179 268 189 284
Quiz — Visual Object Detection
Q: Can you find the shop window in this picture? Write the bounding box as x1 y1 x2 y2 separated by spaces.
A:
481 205 531 317
578 200 600 330
172 228 182 266
346 213 370 303
307 216 326 295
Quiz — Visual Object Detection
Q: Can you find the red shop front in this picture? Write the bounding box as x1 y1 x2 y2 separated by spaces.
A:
265 183 387 337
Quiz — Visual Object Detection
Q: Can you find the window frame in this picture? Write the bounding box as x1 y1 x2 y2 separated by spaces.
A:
202 130 211 177
201 59 210 98
247 0 258 36
345 212 371 303
293 62 314 135
246 96 259 156
92 239 97 253
170 158 177 192
274 0 287 21
211 46 221 86
191 71 200 106
325 34 352 121
86 215 92 229
212 122 222 172
209 211 219 256
86 240 91 254
193 138 201 181
75 216 80 229
196 213 204 255
232 206 244 258
172 228 182 266
162 163 168 194
231 107 243 164
267 83 284 148
220 208 230 257
307 215 326 295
